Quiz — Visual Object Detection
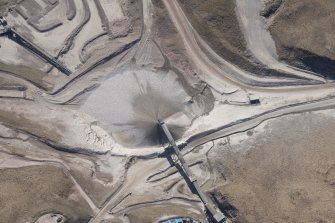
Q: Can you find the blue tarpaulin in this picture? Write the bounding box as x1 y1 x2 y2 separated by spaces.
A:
163 218 183 223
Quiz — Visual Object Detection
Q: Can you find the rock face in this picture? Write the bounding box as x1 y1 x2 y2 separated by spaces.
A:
267 0 335 79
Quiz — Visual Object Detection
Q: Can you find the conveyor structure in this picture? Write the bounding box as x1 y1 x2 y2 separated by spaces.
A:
0 17 72 76
158 121 227 223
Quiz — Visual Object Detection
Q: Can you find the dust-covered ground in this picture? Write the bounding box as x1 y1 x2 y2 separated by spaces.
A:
209 110 335 223
0 0 14 15
176 0 293 78
267 0 335 79
0 165 93 223
81 69 214 147
2 0 335 222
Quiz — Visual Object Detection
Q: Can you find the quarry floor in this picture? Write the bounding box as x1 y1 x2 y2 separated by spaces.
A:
0 0 334 223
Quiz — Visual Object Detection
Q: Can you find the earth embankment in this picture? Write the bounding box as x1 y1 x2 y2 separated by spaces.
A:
268 0 335 79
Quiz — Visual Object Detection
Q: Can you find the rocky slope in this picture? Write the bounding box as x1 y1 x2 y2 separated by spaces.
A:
177 0 296 78
266 0 335 79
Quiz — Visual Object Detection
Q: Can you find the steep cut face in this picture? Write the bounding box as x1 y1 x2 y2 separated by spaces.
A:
81 69 204 147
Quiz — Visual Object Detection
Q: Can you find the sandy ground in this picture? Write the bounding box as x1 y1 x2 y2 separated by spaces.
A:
60 0 104 70
0 36 45 68
0 164 93 223
88 156 204 223
0 99 115 152
126 205 205 223
0 36 51 90
0 124 126 207
235 0 325 82
0 63 53 91
177 0 325 84
100 0 125 22
177 0 283 80
210 110 335 222
134 33 165 67
1 0 335 222
6 0 87 56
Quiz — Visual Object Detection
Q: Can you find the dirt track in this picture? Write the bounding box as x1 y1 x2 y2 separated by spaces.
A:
1 0 335 222
163 0 329 93
212 110 335 222
235 0 327 81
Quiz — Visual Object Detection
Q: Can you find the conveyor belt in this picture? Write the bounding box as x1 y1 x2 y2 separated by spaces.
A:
159 121 227 223
7 28 72 76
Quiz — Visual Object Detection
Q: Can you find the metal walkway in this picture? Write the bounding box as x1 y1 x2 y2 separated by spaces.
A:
158 121 227 223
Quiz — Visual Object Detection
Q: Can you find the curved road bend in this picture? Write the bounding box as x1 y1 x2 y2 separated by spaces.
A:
235 0 325 81
68 1 335 222
163 0 331 92
185 96 335 149
88 158 168 223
